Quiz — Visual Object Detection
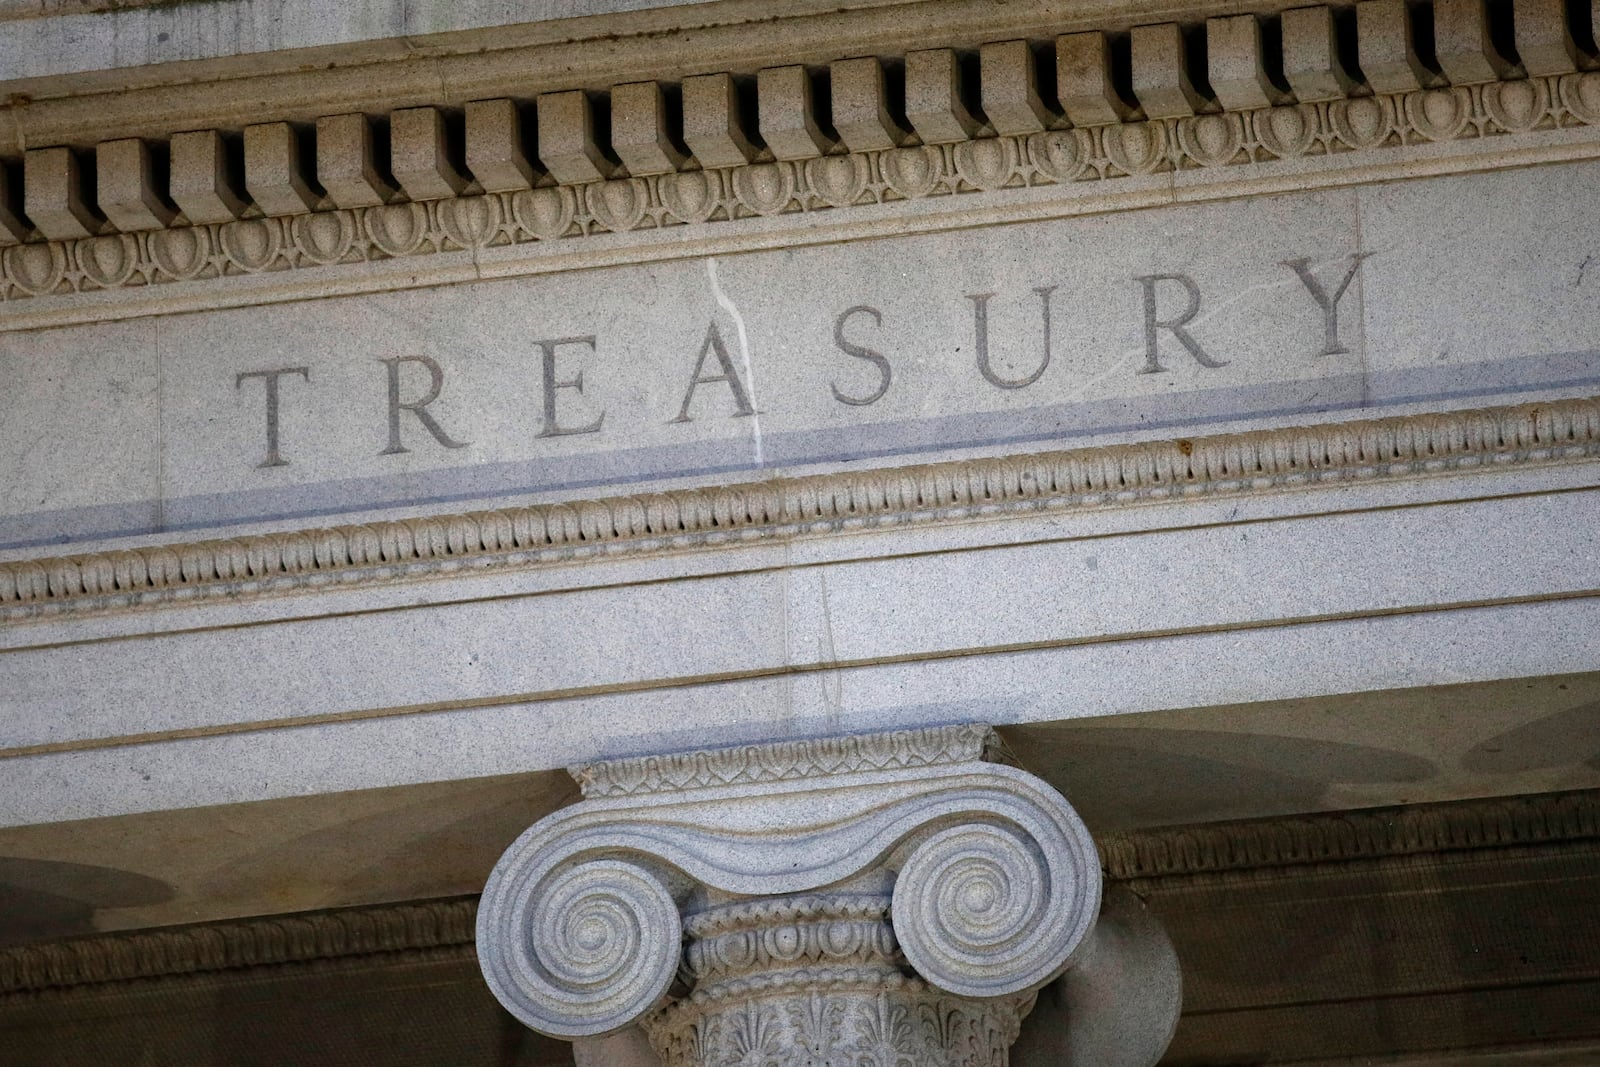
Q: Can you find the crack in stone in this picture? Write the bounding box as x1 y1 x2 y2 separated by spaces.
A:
706 255 763 468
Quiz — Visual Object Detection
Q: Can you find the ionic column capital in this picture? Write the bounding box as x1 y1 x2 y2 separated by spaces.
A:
477 724 1181 1065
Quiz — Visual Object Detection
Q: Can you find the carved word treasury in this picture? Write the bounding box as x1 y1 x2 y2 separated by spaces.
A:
231 257 1364 468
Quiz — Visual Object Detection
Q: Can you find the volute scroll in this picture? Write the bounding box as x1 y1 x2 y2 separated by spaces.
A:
892 815 1100 999
477 725 1174 1066
477 855 682 1038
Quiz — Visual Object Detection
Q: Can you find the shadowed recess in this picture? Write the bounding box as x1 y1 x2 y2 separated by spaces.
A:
0 858 174 947
1005 727 1437 830
1463 701 1600 774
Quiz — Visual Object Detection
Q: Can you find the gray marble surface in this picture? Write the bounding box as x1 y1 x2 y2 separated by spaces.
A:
6 162 1600 552
0 0 722 81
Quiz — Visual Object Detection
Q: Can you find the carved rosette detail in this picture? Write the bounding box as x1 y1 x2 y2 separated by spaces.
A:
475 726 1102 1063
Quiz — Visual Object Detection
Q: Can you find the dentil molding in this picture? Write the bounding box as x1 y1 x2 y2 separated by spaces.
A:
8 0 1600 330
7 69 1600 331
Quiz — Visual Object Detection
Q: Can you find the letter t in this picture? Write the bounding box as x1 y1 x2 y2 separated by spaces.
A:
235 366 311 468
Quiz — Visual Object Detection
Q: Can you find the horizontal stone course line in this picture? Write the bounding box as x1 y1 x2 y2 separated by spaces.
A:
1100 790 1600 880
0 898 477 997
3 787 1595 995
6 70 1600 330
1 396 1596 623
0 0 173 20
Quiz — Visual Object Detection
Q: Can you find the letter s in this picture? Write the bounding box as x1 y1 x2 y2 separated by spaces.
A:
831 305 891 406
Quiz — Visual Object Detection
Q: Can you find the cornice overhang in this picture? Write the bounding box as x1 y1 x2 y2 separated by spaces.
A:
8 72 1600 331
1 0 1597 332
0 0 1269 139
6 41 1600 330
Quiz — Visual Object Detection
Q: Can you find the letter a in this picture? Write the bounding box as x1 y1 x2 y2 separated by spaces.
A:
671 322 756 423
